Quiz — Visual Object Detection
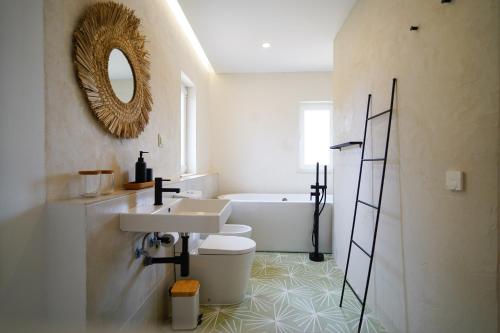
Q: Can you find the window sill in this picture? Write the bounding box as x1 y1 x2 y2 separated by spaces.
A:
297 168 333 174
180 172 198 179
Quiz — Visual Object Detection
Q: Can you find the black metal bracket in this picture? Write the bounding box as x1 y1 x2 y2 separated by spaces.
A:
330 141 363 151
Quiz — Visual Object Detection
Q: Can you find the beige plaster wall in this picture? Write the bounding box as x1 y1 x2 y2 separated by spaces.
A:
333 0 499 332
210 72 332 195
42 0 217 328
0 0 46 325
45 0 212 201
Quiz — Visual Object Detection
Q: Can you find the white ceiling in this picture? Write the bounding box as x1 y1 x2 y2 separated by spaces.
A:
178 0 356 73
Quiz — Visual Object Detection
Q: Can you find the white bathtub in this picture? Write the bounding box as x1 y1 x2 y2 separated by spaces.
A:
218 193 332 253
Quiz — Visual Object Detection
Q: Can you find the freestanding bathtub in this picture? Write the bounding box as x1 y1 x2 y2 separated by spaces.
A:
218 193 332 253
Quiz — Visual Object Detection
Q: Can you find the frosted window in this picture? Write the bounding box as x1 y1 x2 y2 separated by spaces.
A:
180 84 187 174
180 72 197 175
300 102 332 170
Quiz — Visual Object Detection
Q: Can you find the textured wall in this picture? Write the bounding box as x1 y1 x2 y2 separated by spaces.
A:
332 0 499 332
0 0 46 326
44 0 212 201
210 72 332 195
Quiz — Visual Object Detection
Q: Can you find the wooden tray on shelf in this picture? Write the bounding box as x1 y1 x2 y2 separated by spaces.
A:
123 181 154 190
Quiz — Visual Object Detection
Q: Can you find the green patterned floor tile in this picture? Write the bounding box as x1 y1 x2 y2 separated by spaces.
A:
194 252 386 333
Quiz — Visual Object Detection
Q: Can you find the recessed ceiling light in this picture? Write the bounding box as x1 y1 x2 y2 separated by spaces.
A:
262 42 271 49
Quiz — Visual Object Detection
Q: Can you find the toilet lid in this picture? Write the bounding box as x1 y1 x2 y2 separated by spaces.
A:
198 235 256 255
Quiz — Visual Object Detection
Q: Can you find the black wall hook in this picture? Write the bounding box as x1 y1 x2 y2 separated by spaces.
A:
441 0 452 3
410 26 419 31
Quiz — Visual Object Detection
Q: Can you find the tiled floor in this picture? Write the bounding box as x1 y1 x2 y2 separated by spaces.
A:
195 252 385 333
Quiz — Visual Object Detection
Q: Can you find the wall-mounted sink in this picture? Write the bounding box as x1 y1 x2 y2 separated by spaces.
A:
120 198 232 233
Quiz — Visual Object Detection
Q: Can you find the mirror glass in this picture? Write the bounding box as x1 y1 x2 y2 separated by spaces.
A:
108 49 135 103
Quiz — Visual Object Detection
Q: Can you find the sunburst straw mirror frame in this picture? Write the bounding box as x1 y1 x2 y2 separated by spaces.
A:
73 2 152 138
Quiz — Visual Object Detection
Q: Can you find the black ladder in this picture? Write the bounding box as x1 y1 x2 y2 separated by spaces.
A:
339 78 397 333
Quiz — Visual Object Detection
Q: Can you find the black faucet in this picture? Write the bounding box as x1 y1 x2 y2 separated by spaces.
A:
310 163 327 200
154 177 180 205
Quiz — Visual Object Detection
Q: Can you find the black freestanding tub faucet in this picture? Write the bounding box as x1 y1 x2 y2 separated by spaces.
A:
309 162 327 262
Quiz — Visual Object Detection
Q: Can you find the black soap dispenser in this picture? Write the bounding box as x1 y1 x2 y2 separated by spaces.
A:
135 151 148 183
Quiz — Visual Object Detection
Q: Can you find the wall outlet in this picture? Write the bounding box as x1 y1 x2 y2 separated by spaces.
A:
158 133 164 148
446 170 464 191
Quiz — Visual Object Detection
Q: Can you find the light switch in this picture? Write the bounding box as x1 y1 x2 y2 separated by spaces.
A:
158 133 164 148
446 170 464 191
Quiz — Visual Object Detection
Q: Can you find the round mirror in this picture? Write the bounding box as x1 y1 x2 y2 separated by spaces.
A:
107 49 135 103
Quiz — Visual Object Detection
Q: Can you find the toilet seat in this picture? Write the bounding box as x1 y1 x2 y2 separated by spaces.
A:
198 235 256 255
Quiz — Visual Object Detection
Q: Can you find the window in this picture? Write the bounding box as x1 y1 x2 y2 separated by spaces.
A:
180 84 188 173
180 72 196 175
299 102 332 171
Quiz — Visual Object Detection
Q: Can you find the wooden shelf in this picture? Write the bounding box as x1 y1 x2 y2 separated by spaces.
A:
123 181 154 190
330 141 363 150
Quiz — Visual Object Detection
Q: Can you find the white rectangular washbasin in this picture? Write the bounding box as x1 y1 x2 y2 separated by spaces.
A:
119 198 232 233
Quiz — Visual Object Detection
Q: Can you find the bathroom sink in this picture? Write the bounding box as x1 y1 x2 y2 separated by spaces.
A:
120 198 232 233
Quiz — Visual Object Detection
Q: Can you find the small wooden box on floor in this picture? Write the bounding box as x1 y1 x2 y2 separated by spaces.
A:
171 280 200 330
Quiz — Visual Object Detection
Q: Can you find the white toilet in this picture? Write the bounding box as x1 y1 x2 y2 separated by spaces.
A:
176 234 256 305
173 191 255 304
